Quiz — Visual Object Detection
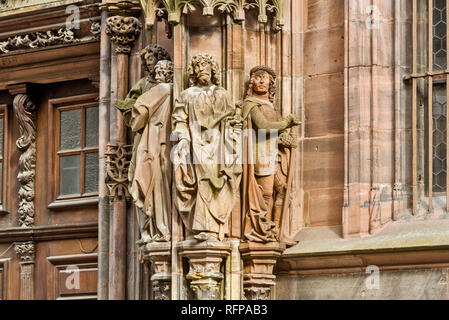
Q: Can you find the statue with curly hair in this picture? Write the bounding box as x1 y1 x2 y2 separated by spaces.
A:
115 44 172 246
242 65 300 246
129 60 174 244
172 52 243 242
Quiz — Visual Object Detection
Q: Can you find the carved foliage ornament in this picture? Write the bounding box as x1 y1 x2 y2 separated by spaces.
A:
140 0 283 30
14 94 37 228
105 143 132 201
0 28 79 55
15 241 35 263
105 16 142 54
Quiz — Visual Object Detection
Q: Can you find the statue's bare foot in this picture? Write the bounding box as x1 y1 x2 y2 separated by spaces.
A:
194 232 218 242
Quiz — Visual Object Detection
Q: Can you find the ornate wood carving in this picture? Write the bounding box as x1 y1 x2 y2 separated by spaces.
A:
140 0 284 30
14 241 35 300
105 16 142 54
14 94 37 228
105 143 132 202
0 28 79 55
0 0 58 11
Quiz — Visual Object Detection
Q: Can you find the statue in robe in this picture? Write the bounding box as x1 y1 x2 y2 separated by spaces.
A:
128 60 173 243
242 65 300 246
115 44 171 183
114 44 172 244
172 52 243 242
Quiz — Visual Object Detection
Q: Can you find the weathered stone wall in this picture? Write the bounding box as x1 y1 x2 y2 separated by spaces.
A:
277 268 449 300
302 0 345 227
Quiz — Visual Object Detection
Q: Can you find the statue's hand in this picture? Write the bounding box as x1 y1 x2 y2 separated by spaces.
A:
228 114 244 129
279 132 298 149
286 114 301 127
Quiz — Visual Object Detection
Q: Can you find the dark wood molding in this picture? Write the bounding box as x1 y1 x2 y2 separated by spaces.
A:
0 222 98 243
7 83 27 95
48 197 99 210
0 258 9 300
0 41 100 91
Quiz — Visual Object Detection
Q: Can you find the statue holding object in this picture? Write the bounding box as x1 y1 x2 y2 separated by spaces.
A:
242 65 300 246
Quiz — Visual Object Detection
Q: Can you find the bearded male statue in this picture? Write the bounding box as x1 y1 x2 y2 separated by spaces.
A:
172 52 242 242
242 65 300 246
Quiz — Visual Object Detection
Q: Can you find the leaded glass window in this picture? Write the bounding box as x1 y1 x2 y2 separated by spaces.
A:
57 103 99 198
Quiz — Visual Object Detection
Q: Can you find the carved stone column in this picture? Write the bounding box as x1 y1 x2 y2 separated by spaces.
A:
177 240 232 300
239 242 286 300
105 143 132 300
15 241 35 300
102 0 142 300
142 242 171 300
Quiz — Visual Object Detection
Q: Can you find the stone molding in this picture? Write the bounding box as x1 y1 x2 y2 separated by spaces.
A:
0 28 79 55
140 0 284 30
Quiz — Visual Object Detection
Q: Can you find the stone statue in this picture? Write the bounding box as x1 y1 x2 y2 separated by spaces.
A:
128 60 173 243
115 44 172 244
242 65 300 246
172 52 242 242
116 43 171 182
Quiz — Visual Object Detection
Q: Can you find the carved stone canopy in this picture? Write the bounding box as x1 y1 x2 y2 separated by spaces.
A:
140 0 284 30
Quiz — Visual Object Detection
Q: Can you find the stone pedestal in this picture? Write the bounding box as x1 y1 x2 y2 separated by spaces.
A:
239 242 286 300
142 242 172 300
177 240 232 300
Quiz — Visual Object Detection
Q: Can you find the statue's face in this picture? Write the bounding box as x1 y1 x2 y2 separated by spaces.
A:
144 51 157 74
155 66 166 83
194 60 212 86
251 72 271 95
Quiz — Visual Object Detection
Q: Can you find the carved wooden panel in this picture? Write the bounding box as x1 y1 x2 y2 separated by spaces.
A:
0 259 9 300
47 253 97 300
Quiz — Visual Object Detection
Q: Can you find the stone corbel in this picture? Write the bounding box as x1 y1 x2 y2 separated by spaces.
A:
143 242 172 300
102 0 142 54
239 241 285 300
105 16 142 54
15 241 35 300
177 240 232 300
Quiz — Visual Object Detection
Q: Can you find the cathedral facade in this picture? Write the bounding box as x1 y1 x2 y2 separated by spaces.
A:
0 0 448 300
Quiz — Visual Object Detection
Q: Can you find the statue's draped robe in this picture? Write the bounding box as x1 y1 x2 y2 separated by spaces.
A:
172 85 242 240
116 76 157 182
242 96 290 242
129 83 172 242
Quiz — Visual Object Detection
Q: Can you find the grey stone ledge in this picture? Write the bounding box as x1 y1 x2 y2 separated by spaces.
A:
284 219 449 257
